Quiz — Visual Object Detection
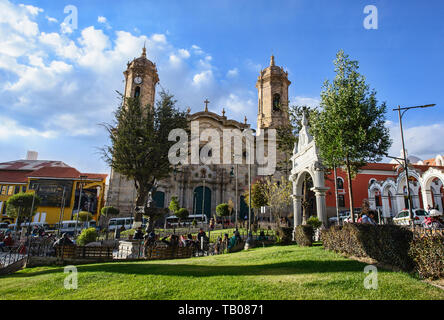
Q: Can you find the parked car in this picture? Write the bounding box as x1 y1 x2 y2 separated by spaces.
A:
328 210 350 225
340 208 362 224
393 209 429 225
0 222 10 233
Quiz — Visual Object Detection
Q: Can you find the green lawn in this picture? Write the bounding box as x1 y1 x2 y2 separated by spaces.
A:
0 245 443 300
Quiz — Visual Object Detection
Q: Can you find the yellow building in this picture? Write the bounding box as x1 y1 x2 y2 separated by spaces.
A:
0 159 107 226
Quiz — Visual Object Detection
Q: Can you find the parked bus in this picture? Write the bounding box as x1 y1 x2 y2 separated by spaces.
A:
165 214 207 228
55 220 98 235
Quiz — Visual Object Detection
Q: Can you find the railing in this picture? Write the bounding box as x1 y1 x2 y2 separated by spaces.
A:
55 245 113 259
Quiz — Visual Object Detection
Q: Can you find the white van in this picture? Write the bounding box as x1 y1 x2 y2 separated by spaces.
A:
108 217 134 231
55 220 97 235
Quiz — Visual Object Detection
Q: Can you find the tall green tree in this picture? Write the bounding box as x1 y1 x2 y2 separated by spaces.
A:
310 50 391 222
102 90 188 228
6 192 41 229
168 196 180 215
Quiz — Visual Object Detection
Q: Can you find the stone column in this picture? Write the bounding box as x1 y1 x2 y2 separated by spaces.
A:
396 194 406 211
312 187 329 226
381 196 390 217
422 189 433 210
291 194 302 241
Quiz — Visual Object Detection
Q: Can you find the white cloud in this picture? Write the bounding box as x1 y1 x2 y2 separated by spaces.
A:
191 44 204 55
97 16 107 24
0 116 56 140
386 121 444 161
97 16 111 29
219 93 255 115
0 0 263 172
178 49 190 59
227 68 238 78
151 33 167 44
45 16 57 23
47 114 97 136
291 96 320 108
19 4 43 16
192 70 213 87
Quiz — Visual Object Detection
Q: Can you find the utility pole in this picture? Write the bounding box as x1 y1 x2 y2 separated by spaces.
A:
393 104 435 227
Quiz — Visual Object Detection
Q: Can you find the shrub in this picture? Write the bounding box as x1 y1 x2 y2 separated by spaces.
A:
77 227 98 246
176 208 189 221
276 227 293 245
216 203 230 217
120 229 136 239
295 225 314 246
409 234 444 279
73 211 93 222
307 216 322 229
321 223 414 271
101 206 119 216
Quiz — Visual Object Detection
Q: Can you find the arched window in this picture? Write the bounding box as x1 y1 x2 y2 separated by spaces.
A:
273 93 281 111
336 178 344 190
134 86 141 98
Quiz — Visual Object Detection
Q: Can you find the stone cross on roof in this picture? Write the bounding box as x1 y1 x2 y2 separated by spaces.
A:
204 99 210 112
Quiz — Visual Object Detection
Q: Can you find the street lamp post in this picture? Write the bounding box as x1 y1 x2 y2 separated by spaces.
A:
74 175 88 237
393 104 436 226
26 184 39 263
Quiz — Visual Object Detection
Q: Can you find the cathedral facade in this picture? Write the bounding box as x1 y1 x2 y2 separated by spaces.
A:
106 49 291 220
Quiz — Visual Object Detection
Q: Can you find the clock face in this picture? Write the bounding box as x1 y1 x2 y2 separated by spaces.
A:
134 76 143 85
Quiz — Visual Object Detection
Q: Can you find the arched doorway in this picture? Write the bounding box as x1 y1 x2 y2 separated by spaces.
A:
153 191 165 208
290 111 329 227
193 186 211 218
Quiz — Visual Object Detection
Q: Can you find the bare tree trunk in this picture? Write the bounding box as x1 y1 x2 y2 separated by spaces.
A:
345 156 355 223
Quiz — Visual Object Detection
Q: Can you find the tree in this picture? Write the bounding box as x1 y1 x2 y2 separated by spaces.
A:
102 90 188 231
175 208 189 226
266 176 293 222
243 179 268 211
100 206 120 217
6 192 40 229
216 203 231 225
73 211 93 222
168 196 180 215
310 50 391 222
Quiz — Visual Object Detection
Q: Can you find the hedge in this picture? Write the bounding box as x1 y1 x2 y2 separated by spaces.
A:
321 223 444 279
294 225 314 247
409 234 444 279
321 224 414 271
276 227 293 245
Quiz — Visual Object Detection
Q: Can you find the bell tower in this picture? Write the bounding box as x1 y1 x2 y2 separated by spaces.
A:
123 46 159 108
106 47 160 218
256 55 291 134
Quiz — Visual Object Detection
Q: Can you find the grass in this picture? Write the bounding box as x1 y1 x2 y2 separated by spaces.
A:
0 245 443 300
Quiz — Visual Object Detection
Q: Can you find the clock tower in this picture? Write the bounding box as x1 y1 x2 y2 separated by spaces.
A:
123 46 159 108
107 47 160 218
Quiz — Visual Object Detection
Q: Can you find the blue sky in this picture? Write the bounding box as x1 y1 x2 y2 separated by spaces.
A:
0 0 443 177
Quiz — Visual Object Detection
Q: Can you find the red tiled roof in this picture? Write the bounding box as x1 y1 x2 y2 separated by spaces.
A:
360 163 397 171
0 170 30 183
0 160 69 171
28 166 82 179
81 173 108 180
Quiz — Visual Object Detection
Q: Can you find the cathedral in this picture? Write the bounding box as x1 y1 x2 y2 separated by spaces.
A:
106 48 291 220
